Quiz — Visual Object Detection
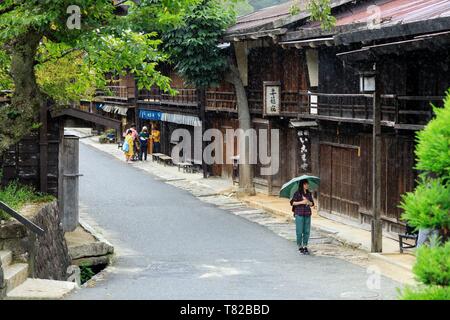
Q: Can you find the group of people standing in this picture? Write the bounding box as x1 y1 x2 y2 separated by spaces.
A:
123 124 161 163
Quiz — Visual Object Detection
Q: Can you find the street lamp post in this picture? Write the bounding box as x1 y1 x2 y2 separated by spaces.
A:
360 64 383 253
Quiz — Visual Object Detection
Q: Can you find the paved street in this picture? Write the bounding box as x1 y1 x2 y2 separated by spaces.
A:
68 143 401 300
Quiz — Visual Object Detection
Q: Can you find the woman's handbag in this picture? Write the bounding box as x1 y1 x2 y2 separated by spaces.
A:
122 140 129 153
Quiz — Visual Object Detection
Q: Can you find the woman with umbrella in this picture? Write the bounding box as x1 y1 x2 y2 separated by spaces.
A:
281 175 319 255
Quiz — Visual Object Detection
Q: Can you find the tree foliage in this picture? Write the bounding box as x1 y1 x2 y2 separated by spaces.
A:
413 241 450 286
400 91 450 233
400 177 450 231
400 90 450 300
308 0 336 31
415 92 450 178
163 0 237 89
0 0 196 151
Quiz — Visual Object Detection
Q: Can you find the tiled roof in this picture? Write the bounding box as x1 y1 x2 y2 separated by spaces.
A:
304 0 450 28
227 1 300 34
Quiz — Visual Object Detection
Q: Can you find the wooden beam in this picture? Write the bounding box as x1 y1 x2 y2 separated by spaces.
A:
335 17 450 46
198 88 208 179
39 104 48 193
50 107 122 131
372 64 382 253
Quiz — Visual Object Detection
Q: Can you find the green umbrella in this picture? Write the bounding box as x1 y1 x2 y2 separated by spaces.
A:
279 175 320 199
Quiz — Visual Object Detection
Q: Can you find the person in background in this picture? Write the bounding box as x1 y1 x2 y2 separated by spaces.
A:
290 180 315 255
130 124 139 161
130 124 139 140
123 129 134 163
139 126 150 161
152 125 161 154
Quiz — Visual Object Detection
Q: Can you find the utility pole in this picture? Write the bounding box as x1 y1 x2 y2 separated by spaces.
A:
372 62 383 253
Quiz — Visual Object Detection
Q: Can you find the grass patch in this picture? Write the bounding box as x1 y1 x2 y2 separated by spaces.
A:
0 181 55 221
80 264 96 284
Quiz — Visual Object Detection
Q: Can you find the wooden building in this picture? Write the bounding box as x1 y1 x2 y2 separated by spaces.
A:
137 65 203 162
215 0 450 232
79 73 137 134
65 0 449 234
1 75 122 234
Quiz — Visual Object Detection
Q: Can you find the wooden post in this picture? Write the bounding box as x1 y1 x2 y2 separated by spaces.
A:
372 63 383 253
198 88 208 179
39 103 48 193
134 78 139 129
61 135 80 232
268 120 273 195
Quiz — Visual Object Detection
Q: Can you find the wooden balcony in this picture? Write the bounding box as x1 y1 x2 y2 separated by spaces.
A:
95 86 134 102
206 90 237 112
205 88 444 129
297 92 444 129
138 88 198 107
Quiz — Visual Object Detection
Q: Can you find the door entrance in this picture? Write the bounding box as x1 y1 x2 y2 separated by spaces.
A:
319 143 361 219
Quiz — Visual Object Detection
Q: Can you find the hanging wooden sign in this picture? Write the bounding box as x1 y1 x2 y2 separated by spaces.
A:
263 81 281 116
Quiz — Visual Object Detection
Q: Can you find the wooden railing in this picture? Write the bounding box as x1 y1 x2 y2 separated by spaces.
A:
96 86 131 100
204 89 443 126
297 92 443 125
206 90 237 112
137 85 444 126
138 88 198 107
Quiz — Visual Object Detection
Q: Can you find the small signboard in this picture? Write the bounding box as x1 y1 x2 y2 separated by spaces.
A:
263 81 281 116
139 109 162 121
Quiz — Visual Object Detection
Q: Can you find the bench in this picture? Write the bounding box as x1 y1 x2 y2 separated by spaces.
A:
151 153 164 162
159 155 173 166
177 162 195 173
185 158 203 173
399 224 418 253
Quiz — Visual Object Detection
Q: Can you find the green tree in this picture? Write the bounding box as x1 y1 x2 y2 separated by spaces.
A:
399 90 450 300
163 0 236 89
163 0 255 195
289 0 336 31
0 0 196 151
308 0 336 30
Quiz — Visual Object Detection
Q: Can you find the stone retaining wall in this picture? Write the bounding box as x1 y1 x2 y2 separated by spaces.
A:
0 201 71 281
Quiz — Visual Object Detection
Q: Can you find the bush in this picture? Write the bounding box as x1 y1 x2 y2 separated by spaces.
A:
399 89 450 300
80 264 95 284
401 285 450 300
415 91 450 178
0 181 54 221
400 177 450 231
98 135 108 144
413 241 450 286
105 128 116 135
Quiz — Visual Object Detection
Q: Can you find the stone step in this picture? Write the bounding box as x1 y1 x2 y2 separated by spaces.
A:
0 250 13 267
368 253 416 286
3 263 28 293
6 278 77 300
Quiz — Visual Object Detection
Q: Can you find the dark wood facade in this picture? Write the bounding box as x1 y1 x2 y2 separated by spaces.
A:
299 37 449 231
205 45 311 193
0 113 63 197
310 123 417 232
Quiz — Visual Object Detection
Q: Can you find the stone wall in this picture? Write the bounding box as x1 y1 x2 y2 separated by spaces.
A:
0 201 71 281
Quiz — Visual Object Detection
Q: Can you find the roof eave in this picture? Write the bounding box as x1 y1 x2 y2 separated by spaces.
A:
335 16 450 45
